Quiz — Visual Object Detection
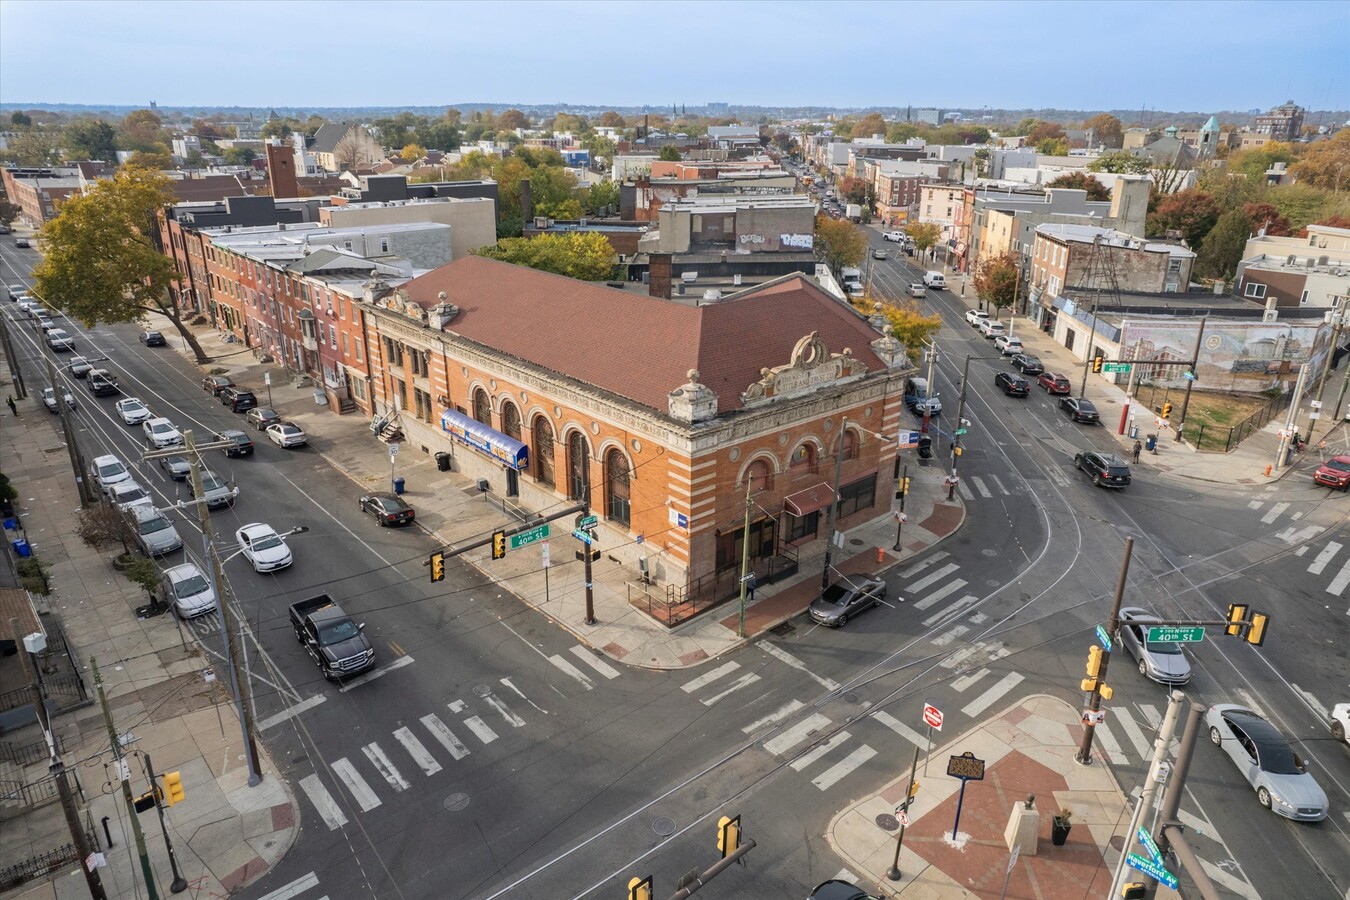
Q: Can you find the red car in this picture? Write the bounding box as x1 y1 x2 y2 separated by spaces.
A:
1038 372 1071 394
1313 455 1350 490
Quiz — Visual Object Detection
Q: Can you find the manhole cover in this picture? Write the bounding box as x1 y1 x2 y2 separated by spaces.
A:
770 622 795 637
876 813 899 832
444 792 471 812
843 693 858 704
472 684 491 697
981 548 999 557
652 816 677 836
849 538 865 546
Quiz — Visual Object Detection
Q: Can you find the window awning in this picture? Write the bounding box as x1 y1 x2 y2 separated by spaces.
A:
783 482 835 517
440 409 529 471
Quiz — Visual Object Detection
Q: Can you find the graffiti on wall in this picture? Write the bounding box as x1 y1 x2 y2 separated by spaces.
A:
780 233 814 249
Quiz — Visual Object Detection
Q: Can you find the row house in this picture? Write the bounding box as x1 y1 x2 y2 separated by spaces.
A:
919 184 967 246
866 159 948 227
1234 224 1350 310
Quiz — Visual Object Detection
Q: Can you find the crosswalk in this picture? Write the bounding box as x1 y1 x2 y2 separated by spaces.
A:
1237 494 1347 603
955 474 1027 502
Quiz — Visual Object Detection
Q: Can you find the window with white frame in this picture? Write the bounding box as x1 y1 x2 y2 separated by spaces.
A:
1244 282 1267 299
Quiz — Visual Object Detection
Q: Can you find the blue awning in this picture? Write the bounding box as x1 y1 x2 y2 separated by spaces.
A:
440 409 529 471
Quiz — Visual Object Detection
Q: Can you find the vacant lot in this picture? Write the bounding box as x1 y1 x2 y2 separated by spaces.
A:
1135 388 1280 451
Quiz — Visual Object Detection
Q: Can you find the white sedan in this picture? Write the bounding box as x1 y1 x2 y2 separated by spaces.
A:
116 398 153 425
234 523 294 573
266 422 307 448
143 417 183 448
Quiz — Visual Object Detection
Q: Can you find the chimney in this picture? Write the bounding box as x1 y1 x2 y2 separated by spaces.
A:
265 142 298 199
520 178 532 223
649 252 673 299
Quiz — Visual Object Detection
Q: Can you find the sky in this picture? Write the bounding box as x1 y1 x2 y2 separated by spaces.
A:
1 0 1346 113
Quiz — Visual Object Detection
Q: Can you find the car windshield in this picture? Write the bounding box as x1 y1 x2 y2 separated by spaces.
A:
152 423 173 434
202 476 224 491
164 456 185 468
1144 639 1183 655
319 620 360 644
249 533 283 551
173 575 210 598
1326 459 1350 473
98 462 125 477
139 515 171 534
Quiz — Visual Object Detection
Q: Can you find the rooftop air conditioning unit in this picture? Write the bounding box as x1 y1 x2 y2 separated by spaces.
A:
681 271 699 284
578 218 588 227
534 217 549 229
703 289 722 302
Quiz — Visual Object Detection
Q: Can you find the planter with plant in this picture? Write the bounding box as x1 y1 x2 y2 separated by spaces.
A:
1051 806 1073 846
122 555 168 617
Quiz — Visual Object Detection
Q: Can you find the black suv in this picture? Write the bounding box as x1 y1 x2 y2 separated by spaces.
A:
994 372 1030 397
216 429 255 458
221 387 257 412
1074 451 1131 488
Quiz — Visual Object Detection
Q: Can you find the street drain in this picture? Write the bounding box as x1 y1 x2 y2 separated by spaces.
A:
770 622 795 636
444 792 471 812
843 693 858 704
652 816 676 836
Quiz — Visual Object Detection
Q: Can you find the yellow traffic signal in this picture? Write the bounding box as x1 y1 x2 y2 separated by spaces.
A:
1246 611 1270 646
628 876 652 900
1086 645 1103 678
1225 603 1248 637
1162 402 1173 418
895 477 911 500
907 779 920 803
1081 677 1098 692
429 551 445 583
491 531 506 560
717 814 741 858
1092 356 1104 373
162 771 185 806
954 446 963 456
1099 683 1114 700
1122 883 1146 899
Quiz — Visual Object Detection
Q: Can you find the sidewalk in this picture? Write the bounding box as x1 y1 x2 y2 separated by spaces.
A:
826 694 1182 900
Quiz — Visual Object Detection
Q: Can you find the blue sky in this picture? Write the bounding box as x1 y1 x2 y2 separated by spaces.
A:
1 0 1346 112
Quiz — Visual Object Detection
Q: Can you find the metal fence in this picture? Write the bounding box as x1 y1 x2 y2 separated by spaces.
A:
0 816 99 892
1177 392 1290 453
631 552 800 629
0 736 60 767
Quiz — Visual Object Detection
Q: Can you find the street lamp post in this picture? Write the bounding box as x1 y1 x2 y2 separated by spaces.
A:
948 355 972 501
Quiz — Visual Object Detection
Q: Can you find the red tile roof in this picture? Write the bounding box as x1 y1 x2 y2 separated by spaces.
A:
399 256 887 417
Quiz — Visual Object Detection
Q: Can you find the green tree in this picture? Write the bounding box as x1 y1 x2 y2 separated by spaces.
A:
400 143 426 162
905 221 942 256
0 199 20 227
1269 183 1348 232
475 232 617 280
1047 172 1110 201
415 121 461 151
64 119 117 161
527 165 583 219
1147 188 1220 247
885 123 923 144
1225 142 1297 181
973 251 1023 313
1195 208 1253 280
1011 118 1044 137
1088 150 1151 175
125 148 172 169
598 111 626 128
1036 137 1070 156
585 180 621 214
260 119 293 140
1290 130 1350 191
658 145 682 162
814 215 868 274
32 167 208 362
1083 113 1124 148
222 146 256 166
3 128 62 166
11 111 32 127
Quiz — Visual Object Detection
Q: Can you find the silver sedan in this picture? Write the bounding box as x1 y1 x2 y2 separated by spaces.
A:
1116 607 1191 685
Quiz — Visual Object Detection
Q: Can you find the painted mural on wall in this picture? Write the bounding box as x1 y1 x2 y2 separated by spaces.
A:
1119 319 1328 393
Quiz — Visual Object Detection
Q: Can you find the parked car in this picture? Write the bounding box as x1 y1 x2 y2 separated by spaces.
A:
359 493 416 526
1331 703 1350 744
15 238 31 249
41 387 77 413
90 454 131 493
1074 450 1131 488
1059 396 1100 424
108 480 154 513
907 283 925 298
67 355 94 378
157 454 192 481
978 319 1006 340
1312 455 1350 490
235 523 294 573
139 330 166 347
994 335 1023 356
808 575 890 627
190 469 237 509
965 309 989 328
45 328 75 351
246 407 282 431
217 429 254 458
221 387 257 412
202 374 234 396
130 506 182 556
161 563 218 618
142 417 183 448
1117 607 1191 684
35 313 54 332
1010 354 1044 376
1038 372 1071 394
115 397 152 425
87 368 120 396
994 373 1030 397
267 422 307 448
1205 704 1328 821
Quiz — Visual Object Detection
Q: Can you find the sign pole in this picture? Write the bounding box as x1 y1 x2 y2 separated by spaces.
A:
924 724 933 776
951 779 969 840
886 745 921 881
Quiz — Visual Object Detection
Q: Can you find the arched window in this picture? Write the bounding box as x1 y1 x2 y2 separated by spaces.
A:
789 443 817 474
501 402 522 442
532 416 555 486
747 459 774 493
841 429 859 461
567 431 590 501
472 388 492 427
605 449 631 527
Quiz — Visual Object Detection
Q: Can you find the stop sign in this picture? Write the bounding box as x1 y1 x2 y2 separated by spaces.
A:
923 703 943 730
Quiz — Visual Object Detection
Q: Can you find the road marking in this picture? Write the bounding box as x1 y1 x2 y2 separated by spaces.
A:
813 744 877 790
989 474 1010 495
932 625 968 647
1199 859 1259 899
700 672 761 706
1308 542 1342 574
940 646 979 671
1094 724 1125 765
331 758 381 812
873 710 932 749
681 661 740 693
501 677 548 715
913 578 968 611
1115 708 1151 760
956 480 974 501
464 716 498 745
969 476 993 498
1328 557 1350 596
257 695 326 731
791 731 851 771
760 642 841 691
1290 683 1328 718
421 713 470 760
1246 500 1263 510
255 872 320 900
922 594 979 627
548 654 595 691
482 692 526 728
764 713 832 755
363 742 409 791
897 552 949 579
833 869 859 884
568 645 621 679
299 776 347 830
1274 524 1325 544
338 655 414 692
951 667 990 692
393 727 442 775
1137 704 1161 729
962 672 1024 716
908 563 961 593
1235 689 1267 718
1260 501 1290 524
743 700 806 734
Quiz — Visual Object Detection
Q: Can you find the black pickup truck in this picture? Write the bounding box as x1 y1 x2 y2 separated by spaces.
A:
289 594 376 680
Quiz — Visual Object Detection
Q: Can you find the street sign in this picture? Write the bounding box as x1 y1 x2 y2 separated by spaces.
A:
1147 626 1205 643
577 514 599 530
1095 624 1113 651
541 541 551 568
1103 362 1131 373
1126 852 1178 889
898 430 921 449
388 442 400 458
896 810 909 826
1137 826 1164 866
1183 371 1196 381
572 529 594 545
510 523 551 550
954 427 968 435
922 703 944 730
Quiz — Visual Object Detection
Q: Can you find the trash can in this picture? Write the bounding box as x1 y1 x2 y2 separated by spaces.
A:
2 517 18 531
1128 424 1139 440
1145 434 1157 452
392 476 406 495
917 435 934 459
11 538 31 558
435 451 451 472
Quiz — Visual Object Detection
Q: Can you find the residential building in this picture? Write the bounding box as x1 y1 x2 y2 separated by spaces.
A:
0 162 111 226
1234 224 1350 310
636 195 815 256
620 170 796 222
867 159 948 226
919 184 966 243
320 195 496 261
171 135 203 160
1252 101 1305 142
307 122 384 174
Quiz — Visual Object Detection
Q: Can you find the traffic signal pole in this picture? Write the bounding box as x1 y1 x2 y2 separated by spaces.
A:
141 752 188 893
948 355 971 501
1077 537 1132 765
1147 703 1223 900
93 659 159 900
1176 317 1208 440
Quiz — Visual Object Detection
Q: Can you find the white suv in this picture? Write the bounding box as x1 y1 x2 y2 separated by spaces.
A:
978 319 1006 339
965 309 990 327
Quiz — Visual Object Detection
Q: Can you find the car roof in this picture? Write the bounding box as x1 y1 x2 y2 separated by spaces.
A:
221 429 249 437
93 454 122 465
164 563 203 581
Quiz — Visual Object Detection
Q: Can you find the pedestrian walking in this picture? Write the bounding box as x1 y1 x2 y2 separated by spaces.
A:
6 396 17 416
1132 440 1142 463
745 572 757 602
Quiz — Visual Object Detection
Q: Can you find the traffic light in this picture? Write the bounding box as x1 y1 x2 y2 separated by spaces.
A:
133 790 156 813
162 771 185 806
899 779 920 810
1225 603 1249 638
895 476 910 500
1161 402 1173 419
1085 645 1104 678
717 814 741 858
491 530 506 560
1092 356 1104 373
627 876 653 900
1122 883 1146 899
429 551 445 583
1246 611 1270 646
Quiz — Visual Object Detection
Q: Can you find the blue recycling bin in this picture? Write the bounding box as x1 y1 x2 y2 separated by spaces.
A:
1145 434 1158 452
392 477 406 495
12 538 31 557
2 517 17 531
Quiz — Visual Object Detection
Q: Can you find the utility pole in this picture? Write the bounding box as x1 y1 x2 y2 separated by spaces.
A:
1176 316 1208 441
820 416 849 590
1274 361 1310 470
1076 537 1133 765
737 479 752 638
921 341 938 435
140 752 188 893
1308 297 1348 443
14 621 107 900
184 430 262 785
93 659 160 900
42 350 96 506
1147 703 1222 900
947 356 971 501
1110 690 1185 897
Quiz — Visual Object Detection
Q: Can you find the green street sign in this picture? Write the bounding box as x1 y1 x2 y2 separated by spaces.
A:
510 523 551 550
1147 626 1205 643
1103 363 1132 373
954 428 968 436
576 514 599 530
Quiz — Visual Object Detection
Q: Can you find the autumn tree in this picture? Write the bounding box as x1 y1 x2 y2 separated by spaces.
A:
400 143 426 162
64 119 117 161
496 109 530 131
0 199 20 227
839 176 870 205
1025 122 1066 145
658 145 682 161
1195 208 1254 280
32 166 208 362
1088 150 1151 175
119 109 167 152
124 149 172 170
854 113 888 140
1036 137 1070 156
474 232 617 281
3 128 62 166
814 215 868 274
1047 172 1110 201
905 221 942 257
1225 142 1296 181
259 119 293 140
191 117 232 141
598 111 626 128
973 251 1023 315
1291 130 1350 191
879 301 943 357
1146 188 1220 248
222 146 256 166
1083 113 1124 149
1241 202 1291 236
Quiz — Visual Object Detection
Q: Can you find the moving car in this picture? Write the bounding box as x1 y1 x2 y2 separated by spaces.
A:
977 319 1006 339
217 429 254 457
67 356 94 378
882 231 904 242
142 417 183 448
1010 353 1044 376
1312 454 1350 490
115 397 152 425
235 523 294 573
221 387 257 412
1205 704 1328 821
139 330 166 347
965 309 989 327
161 563 218 618
202 374 234 396
108 480 154 512
1331 703 1350 744
1074 450 1131 488
246 407 282 431
922 271 945 289
872 248 887 260
808 575 890 627
157 454 192 481
1059 396 1100 424
359 493 416 526
1116 607 1190 684
41 387 77 413
90 454 131 493
907 283 925 298
1038 372 1071 394
994 335 1023 356
15 238 31 249
45 328 74 351
87 368 120 396
267 422 307 448
994 372 1030 397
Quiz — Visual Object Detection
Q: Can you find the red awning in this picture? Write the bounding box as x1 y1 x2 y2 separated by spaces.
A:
783 483 835 517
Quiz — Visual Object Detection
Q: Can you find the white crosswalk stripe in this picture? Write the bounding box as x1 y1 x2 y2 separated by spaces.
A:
331 758 381 812
255 872 320 900
951 667 990 692
481 692 526 728
744 700 806 734
1246 500 1262 510
908 563 961 593
957 480 974 501
897 551 949 579
913 578 969 611
393 727 442 776
569 645 621 679
682 661 740 693
700 672 762 706
922 594 979 627
548 653 595 690
1115 707 1152 760
969 476 993 498
464 716 498 745
299 775 348 829
812 744 877 790
760 642 841 691
1260 501 1290 524
873 710 932 749
1094 723 1125 765
421 713 470 760
791 732 851 771
1328 557 1350 596
962 673 1024 716
362 742 409 791
1308 542 1342 575
931 625 968 647
765 713 832 755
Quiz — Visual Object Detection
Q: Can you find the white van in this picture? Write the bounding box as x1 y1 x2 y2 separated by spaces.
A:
922 271 946 289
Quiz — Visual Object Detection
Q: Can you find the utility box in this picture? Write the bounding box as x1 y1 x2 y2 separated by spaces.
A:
1004 799 1039 856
